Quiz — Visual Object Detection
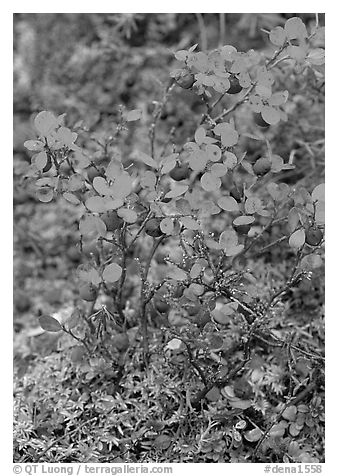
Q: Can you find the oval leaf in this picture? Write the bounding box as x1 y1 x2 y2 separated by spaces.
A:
38 315 62 332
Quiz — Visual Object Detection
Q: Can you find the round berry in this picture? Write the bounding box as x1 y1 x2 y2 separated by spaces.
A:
227 75 242 94
233 223 251 235
169 164 190 181
305 227 323 246
145 218 164 238
86 166 103 182
253 112 270 128
175 71 195 89
79 283 98 302
253 157 272 176
101 210 123 232
155 298 170 314
230 184 244 202
43 155 53 173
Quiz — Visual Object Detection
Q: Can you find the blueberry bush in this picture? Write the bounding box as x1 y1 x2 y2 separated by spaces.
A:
14 13 325 463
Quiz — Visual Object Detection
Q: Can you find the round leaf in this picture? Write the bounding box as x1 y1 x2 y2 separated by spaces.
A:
39 315 62 332
217 196 239 212
289 229 305 249
200 172 221 191
102 263 122 283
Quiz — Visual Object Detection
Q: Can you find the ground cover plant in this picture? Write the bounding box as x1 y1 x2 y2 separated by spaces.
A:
13 13 325 463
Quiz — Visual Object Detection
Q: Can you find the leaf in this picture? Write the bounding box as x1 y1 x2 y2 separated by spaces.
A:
212 302 238 324
85 196 109 213
287 45 307 62
261 106 280 125
160 217 175 235
38 315 62 332
282 405 297 421
77 264 101 285
102 263 122 283
36 187 54 203
194 127 206 145
217 196 240 212
33 151 48 170
270 154 284 172
24 140 44 152
93 176 112 196
190 263 203 279
136 151 158 169
307 48 325 66
244 197 263 215
63 192 81 205
244 428 262 442
225 244 244 256
233 215 255 226
210 163 227 177
300 254 323 270
289 229 305 249
269 422 288 438
200 172 221 191
230 399 252 410
117 208 138 223
214 122 239 147
167 266 187 281
67 309 82 330
223 151 238 170
168 309 189 326
34 111 58 136
68 173 85 192
110 171 133 199
188 149 208 171
288 208 300 232
125 109 142 122
79 215 107 238
166 338 184 351
219 229 238 250
205 144 221 162
284 17 308 40
165 184 189 199
269 26 286 46
154 435 172 450
314 201 325 226
268 91 288 106
180 216 200 230
312 183 325 202
206 387 221 402
70 345 86 363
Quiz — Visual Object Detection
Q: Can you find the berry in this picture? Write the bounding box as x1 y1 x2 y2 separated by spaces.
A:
169 164 190 181
305 227 323 246
230 184 244 202
253 157 272 176
155 298 170 314
86 166 103 182
43 155 53 173
227 75 242 94
79 283 98 302
253 112 270 128
67 245 81 263
145 218 164 238
101 211 123 232
233 223 251 235
175 71 195 89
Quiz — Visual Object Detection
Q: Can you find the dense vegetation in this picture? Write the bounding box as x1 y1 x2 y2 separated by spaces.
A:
13 13 325 463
